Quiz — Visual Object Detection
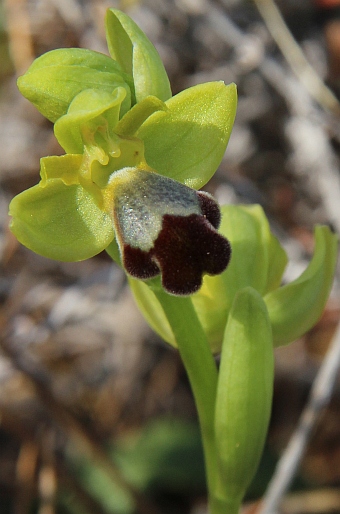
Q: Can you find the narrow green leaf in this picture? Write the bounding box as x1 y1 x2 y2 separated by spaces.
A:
239 204 288 294
265 231 288 293
265 225 338 346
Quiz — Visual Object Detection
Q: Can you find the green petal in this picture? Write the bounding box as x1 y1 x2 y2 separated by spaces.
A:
115 96 168 137
214 287 274 507
54 88 126 154
105 9 172 103
17 48 132 123
39 154 83 186
265 225 338 346
137 82 237 189
9 178 114 261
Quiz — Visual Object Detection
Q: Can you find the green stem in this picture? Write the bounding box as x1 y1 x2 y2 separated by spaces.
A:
153 289 220 510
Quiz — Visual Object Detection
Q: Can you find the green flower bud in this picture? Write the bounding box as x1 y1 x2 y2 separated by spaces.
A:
191 204 288 350
214 287 274 511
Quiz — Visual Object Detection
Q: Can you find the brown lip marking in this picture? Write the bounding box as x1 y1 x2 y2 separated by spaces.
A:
122 212 231 296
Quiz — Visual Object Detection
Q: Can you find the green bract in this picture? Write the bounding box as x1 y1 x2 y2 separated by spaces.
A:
130 204 338 350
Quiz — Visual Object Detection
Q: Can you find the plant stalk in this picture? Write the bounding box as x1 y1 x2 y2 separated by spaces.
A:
154 289 230 513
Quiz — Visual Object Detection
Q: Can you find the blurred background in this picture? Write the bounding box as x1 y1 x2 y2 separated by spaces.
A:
1 0 340 512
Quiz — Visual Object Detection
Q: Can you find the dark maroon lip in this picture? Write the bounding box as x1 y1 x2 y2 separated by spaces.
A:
122 212 231 296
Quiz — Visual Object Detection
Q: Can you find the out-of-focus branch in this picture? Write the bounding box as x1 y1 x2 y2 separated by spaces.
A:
4 0 34 74
259 320 340 514
0 336 161 514
253 0 340 114
207 4 340 231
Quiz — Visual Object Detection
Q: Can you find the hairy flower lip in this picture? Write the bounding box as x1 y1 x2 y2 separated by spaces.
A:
153 213 231 296
111 168 231 296
122 212 231 296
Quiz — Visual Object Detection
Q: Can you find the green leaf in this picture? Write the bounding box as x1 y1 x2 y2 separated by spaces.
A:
192 204 285 352
239 205 288 294
113 417 205 493
9 156 114 261
137 82 237 189
214 287 274 508
106 9 172 103
17 48 132 123
265 225 338 346
67 452 134 514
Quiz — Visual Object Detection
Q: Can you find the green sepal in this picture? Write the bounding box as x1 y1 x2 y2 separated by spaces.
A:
137 82 237 189
39 154 82 186
54 87 127 154
9 155 114 261
115 96 168 137
129 275 175 344
214 287 274 507
17 48 132 123
106 238 121 266
265 225 338 346
105 9 172 103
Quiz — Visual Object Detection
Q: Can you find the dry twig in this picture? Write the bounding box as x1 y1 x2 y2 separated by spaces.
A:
0 335 161 514
253 0 340 114
259 321 340 514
